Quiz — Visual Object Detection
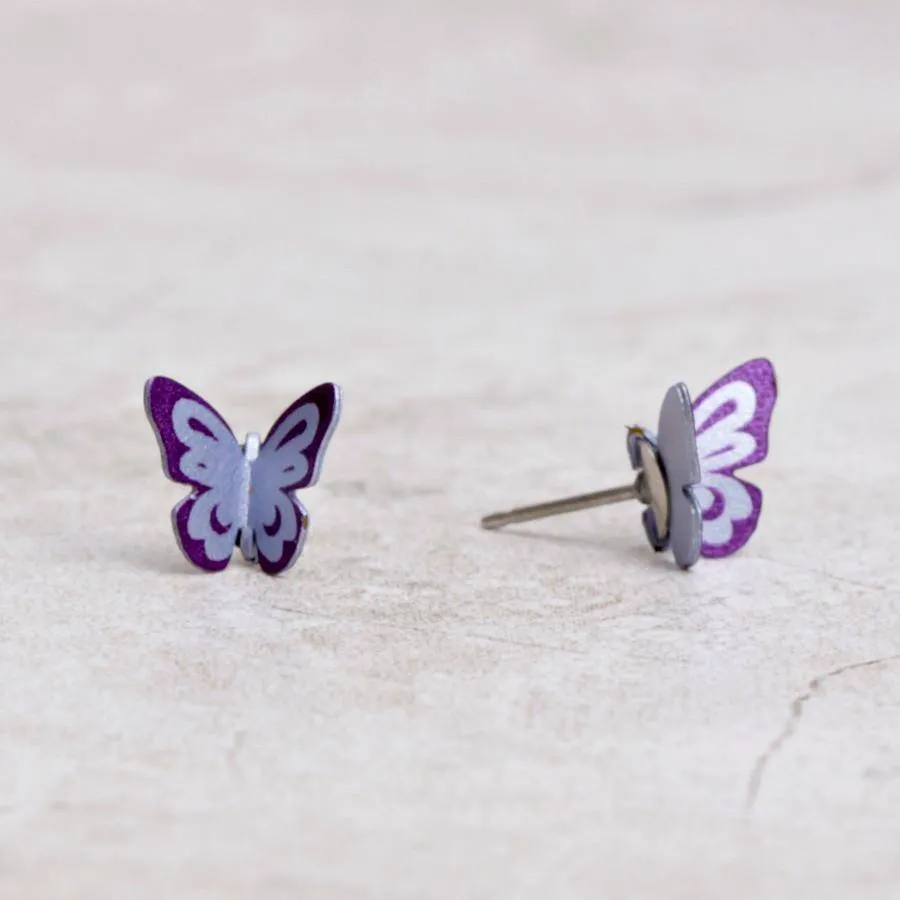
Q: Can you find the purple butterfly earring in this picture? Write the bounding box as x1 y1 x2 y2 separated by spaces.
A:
144 377 342 575
481 359 777 569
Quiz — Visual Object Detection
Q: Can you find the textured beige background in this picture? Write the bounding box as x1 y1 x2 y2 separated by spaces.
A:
2 1 900 897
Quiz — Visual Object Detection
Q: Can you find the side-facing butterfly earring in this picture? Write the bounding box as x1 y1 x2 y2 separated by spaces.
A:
481 359 777 569
144 377 342 575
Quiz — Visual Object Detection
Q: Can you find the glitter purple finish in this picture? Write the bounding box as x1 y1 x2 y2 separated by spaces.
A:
144 377 342 575
691 358 777 558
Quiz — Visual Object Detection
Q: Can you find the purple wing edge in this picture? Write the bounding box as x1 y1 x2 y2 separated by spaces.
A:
144 376 237 572
692 358 777 559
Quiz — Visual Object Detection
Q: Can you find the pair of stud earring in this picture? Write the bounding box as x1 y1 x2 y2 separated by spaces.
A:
145 358 777 575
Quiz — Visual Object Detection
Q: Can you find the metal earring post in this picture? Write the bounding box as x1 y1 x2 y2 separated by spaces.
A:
480 474 649 531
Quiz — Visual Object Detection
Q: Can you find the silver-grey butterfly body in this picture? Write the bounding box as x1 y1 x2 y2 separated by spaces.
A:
629 383 703 569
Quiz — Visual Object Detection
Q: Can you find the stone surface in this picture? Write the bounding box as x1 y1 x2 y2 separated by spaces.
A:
1 1 899 897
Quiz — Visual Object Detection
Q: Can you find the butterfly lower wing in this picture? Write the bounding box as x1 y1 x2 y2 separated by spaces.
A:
693 475 763 559
692 359 777 557
250 492 310 576
171 490 240 572
248 383 342 575
144 376 245 571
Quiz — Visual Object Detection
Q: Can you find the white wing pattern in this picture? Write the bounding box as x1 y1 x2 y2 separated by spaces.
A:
691 359 777 557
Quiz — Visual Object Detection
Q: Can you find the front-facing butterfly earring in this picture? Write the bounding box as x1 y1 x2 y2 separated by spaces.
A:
144 377 341 575
481 359 777 569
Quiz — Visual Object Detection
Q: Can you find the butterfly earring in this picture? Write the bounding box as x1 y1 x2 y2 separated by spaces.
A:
144 377 342 575
481 359 778 569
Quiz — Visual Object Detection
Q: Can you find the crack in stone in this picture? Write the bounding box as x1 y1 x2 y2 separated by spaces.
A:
744 654 900 812
683 159 900 217
747 554 889 592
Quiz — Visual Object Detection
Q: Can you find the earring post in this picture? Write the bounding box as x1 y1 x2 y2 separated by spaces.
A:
481 477 645 531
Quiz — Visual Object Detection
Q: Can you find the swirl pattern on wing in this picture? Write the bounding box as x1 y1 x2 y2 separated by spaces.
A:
144 376 246 571
691 359 777 558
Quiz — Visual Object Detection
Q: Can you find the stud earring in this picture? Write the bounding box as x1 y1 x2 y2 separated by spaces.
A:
144 377 341 575
481 359 777 569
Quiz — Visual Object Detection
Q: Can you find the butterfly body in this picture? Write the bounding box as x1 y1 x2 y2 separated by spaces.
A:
144 377 341 575
628 383 702 569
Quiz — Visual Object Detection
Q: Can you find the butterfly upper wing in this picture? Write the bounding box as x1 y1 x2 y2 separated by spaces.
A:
248 382 342 575
692 358 777 557
144 376 246 571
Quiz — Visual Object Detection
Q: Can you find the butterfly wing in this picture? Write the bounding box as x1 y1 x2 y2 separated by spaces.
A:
248 382 342 575
692 358 777 557
144 376 246 571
